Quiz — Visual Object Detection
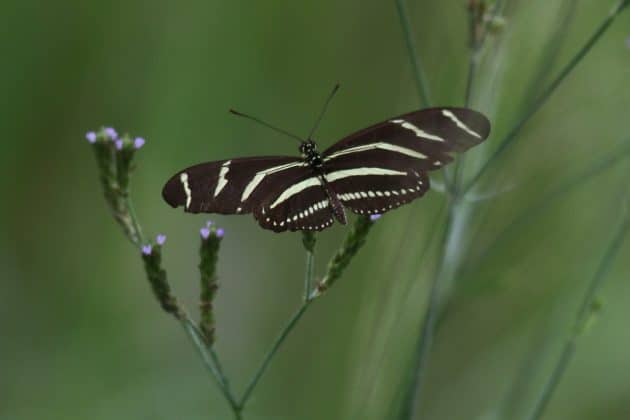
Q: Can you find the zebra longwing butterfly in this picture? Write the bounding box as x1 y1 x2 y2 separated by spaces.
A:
163 98 490 232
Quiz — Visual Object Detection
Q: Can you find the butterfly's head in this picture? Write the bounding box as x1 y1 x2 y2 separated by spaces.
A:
299 139 317 156
300 140 323 168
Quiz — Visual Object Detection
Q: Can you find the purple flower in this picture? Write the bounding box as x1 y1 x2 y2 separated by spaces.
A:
114 139 124 150
142 244 153 255
370 214 382 221
133 137 145 149
156 234 166 245
200 227 211 239
216 228 225 238
206 220 214 227
104 127 118 140
85 131 97 143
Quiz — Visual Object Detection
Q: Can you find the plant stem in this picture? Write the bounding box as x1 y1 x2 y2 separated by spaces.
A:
237 234 318 411
304 250 314 301
449 4 482 191
527 200 630 420
461 0 630 196
120 178 239 412
238 300 313 409
124 195 145 245
395 0 432 108
401 199 456 419
180 315 240 411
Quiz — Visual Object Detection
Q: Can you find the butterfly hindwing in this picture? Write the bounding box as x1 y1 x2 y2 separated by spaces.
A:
328 169 430 216
254 174 334 232
162 156 308 214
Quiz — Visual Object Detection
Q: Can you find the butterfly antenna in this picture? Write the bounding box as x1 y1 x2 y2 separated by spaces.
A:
229 109 304 144
308 83 340 140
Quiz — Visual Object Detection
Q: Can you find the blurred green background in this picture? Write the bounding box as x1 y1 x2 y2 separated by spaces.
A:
2 1 630 419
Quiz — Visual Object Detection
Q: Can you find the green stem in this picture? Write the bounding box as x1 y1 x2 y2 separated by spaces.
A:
395 0 432 108
401 199 456 419
304 249 314 301
357 202 448 420
527 201 630 420
461 0 630 195
238 300 313 409
449 8 481 191
180 316 240 411
125 195 145 246
237 234 318 411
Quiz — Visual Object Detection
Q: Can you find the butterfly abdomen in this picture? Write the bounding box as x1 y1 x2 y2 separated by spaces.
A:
320 176 347 225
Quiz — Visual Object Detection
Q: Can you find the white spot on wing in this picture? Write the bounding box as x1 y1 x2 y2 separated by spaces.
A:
325 167 407 182
390 119 445 142
214 160 231 197
241 161 307 202
180 172 192 209
324 142 426 161
269 176 322 209
441 109 482 139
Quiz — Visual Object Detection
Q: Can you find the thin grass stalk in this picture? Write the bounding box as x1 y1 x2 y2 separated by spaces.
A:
354 201 447 420
396 2 507 416
461 0 630 196
462 139 630 277
449 0 506 191
517 0 578 112
526 198 630 420
395 0 432 108
401 199 457 419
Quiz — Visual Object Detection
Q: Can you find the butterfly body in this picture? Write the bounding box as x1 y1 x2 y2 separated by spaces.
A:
298 139 348 225
163 107 491 232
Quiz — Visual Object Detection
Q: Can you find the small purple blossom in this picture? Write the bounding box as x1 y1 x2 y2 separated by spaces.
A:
216 228 225 238
370 214 382 221
142 244 153 255
206 220 214 227
156 234 166 245
104 127 118 140
85 131 97 143
114 139 124 150
200 227 211 239
133 137 145 149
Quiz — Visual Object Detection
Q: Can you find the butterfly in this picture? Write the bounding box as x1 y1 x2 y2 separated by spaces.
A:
162 88 490 232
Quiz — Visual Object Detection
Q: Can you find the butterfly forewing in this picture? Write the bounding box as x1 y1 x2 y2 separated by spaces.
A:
162 156 308 214
323 107 490 166
320 107 489 217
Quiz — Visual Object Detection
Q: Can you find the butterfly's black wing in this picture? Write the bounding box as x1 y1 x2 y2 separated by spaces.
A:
162 107 490 232
322 107 490 215
253 174 335 232
162 156 309 215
